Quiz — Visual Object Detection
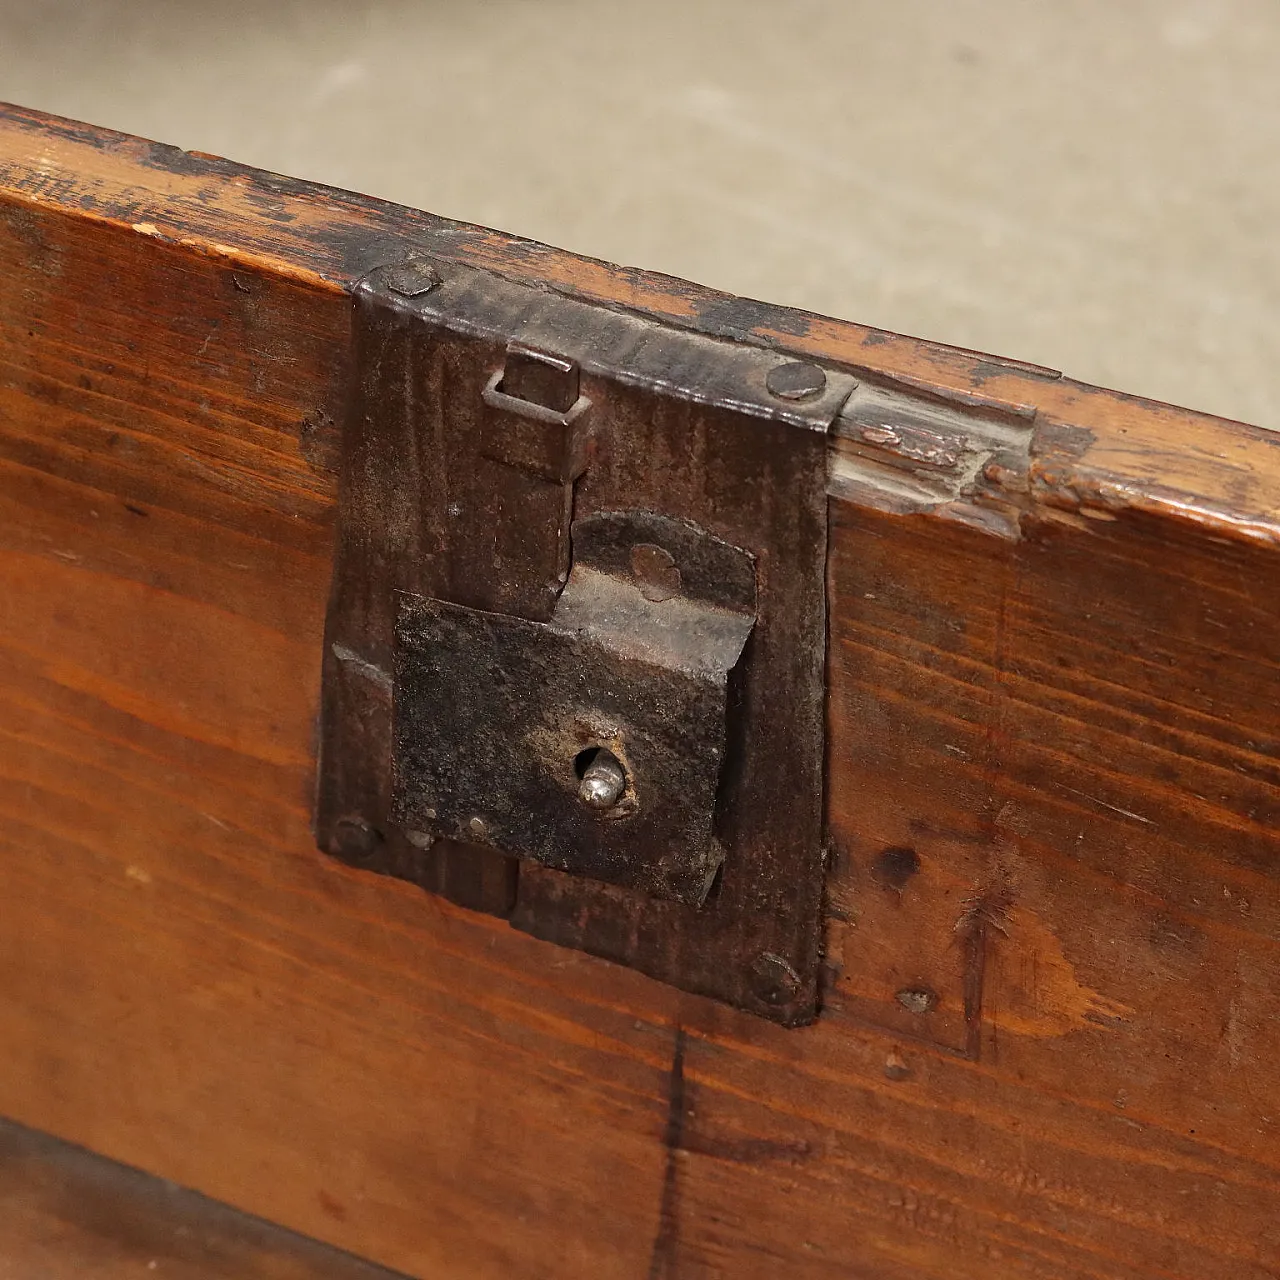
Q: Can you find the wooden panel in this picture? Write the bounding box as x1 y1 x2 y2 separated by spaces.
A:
0 1116 407 1278
824 504 1280 1277
1 102 1278 1279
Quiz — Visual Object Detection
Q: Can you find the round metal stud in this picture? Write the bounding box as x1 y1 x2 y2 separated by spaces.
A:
630 542 681 603
331 815 381 861
750 951 803 1006
384 260 442 298
766 361 827 402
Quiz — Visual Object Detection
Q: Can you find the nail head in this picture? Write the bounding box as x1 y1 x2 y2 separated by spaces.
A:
766 361 827 402
384 260 441 298
896 986 938 1015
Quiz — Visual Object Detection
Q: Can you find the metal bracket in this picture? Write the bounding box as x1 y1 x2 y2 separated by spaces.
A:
316 254 855 1025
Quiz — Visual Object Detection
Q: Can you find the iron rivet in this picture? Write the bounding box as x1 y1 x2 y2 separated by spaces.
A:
896 986 938 1015
578 750 626 810
766 361 827 402
332 815 381 861
750 951 803 1006
467 815 490 839
630 543 682 603
384 260 441 298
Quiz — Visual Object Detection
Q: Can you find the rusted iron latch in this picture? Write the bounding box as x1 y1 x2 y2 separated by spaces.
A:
316 254 855 1025
396 509 757 906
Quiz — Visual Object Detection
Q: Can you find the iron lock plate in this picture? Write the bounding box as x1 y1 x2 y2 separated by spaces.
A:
316 255 855 1025
394 510 757 907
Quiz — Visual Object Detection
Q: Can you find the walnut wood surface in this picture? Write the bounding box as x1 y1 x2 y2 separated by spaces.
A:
0 102 1277 1279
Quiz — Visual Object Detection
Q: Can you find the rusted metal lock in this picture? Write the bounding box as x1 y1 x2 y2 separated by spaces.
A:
395 508 756 906
316 256 854 1025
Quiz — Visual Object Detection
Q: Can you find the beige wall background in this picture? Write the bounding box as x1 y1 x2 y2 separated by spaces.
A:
1 0 1276 426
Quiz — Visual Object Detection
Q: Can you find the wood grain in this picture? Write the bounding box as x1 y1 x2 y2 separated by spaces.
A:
0 1116 407 1279
1 101 1278 1279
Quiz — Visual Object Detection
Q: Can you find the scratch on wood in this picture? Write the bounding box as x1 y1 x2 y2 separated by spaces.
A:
1053 781 1154 826
956 885 1012 1061
648 1026 686 1280
646 1025 806 1276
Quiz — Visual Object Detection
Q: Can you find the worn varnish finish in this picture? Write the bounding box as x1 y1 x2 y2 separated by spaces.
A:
0 101 1278 1278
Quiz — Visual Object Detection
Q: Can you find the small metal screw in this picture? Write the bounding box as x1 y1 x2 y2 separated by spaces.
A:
750 951 803 1006
766 361 827 402
384 260 441 298
467 815 490 839
579 750 626 810
896 986 938 1015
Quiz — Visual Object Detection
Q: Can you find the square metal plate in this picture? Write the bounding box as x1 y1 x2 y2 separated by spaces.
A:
393 553 754 906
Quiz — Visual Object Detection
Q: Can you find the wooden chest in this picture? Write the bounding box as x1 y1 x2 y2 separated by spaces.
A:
1 102 1277 1279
